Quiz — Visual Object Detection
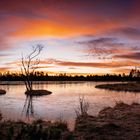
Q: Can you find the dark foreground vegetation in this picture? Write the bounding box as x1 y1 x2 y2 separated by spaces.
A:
0 70 140 82
0 119 71 140
0 102 140 140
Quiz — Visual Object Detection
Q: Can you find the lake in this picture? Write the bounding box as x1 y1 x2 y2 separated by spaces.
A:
0 81 140 129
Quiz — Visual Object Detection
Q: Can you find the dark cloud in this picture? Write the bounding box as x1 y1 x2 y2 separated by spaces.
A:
79 37 136 59
84 37 116 44
0 0 137 20
80 38 117 57
110 27 140 39
114 52 140 60
120 27 140 35
0 0 46 19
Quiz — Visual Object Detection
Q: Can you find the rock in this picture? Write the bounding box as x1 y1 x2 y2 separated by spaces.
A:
25 89 52 96
0 89 6 95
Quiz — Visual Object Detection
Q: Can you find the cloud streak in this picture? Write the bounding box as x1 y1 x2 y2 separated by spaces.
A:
79 37 139 60
9 58 140 69
109 27 140 39
2 56 140 75
114 52 140 60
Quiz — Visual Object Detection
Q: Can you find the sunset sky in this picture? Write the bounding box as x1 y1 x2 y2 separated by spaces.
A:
0 0 140 75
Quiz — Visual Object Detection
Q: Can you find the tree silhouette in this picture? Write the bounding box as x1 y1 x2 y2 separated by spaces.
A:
21 44 43 92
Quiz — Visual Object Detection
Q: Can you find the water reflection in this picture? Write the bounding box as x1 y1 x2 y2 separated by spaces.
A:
22 95 34 120
0 81 140 122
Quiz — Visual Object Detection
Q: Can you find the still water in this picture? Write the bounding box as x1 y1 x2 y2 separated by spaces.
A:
0 81 140 124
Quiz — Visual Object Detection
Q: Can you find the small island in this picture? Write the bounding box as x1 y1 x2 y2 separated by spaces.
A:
95 82 140 92
25 90 52 96
0 89 6 95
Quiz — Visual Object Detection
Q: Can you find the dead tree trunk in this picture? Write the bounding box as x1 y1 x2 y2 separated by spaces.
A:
21 44 43 92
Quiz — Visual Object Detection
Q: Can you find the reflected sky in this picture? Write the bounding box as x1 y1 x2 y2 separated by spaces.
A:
0 81 139 122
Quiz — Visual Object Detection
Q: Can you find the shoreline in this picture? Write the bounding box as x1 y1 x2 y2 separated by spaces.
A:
74 102 140 139
0 80 135 85
95 82 140 92
0 102 139 139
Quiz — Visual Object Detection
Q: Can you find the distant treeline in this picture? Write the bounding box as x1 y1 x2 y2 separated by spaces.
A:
0 69 140 81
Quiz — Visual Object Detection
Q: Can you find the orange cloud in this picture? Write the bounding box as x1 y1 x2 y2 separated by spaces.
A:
0 67 12 72
55 60 140 68
112 68 132 74
7 59 140 69
0 0 138 39
9 18 120 38
1 0 140 39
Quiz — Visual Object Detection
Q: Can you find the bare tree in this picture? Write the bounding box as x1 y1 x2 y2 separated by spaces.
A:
21 44 43 92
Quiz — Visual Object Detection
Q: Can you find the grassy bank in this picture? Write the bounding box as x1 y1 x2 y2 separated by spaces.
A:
74 102 140 139
0 102 140 140
96 82 140 92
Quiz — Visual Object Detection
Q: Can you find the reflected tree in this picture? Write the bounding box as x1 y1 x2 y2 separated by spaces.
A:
22 95 34 120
